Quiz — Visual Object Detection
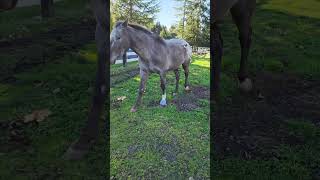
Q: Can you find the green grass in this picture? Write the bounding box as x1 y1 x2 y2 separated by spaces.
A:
0 43 107 179
110 55 210 179
215 0 320 179
0 0 91 39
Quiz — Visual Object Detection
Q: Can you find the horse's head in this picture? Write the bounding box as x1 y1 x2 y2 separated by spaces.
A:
110 20 130 64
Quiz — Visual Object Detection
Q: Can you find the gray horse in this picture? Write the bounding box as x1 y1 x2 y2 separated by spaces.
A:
213 0 256 97
110 20 192 112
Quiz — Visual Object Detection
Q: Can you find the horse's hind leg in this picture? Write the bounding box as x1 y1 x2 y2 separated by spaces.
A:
131 69 149 112
159 72 167 106
173 69 179 96
230 0 255 92
182 62 191 91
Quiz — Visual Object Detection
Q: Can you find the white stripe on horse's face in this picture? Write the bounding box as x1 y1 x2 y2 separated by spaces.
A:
110 28 117 43
110 26 127 64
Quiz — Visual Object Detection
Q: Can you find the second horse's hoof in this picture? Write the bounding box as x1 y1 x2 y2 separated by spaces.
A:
185 86 191 92
130 107 137 112
160 99 167 106
239 78 253 92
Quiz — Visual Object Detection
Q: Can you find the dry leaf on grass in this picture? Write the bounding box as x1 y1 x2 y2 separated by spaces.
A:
23 109 52 123
117 96 126 101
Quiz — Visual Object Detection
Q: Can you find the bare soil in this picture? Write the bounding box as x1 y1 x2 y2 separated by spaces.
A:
0 17 96 82
214 71 320 159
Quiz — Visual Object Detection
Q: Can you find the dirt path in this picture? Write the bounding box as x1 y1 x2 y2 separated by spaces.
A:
0 17 96 82
214 72 320 159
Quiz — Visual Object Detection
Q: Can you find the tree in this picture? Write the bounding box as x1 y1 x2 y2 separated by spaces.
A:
151 21 162 35
41 0 54 18
174 0 210 47
111 0 160 27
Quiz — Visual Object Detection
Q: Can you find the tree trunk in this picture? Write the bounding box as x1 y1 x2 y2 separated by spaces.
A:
41 0 54 18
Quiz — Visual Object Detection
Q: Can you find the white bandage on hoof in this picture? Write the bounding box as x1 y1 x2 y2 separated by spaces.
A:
160 94 167 106
239 78 253 92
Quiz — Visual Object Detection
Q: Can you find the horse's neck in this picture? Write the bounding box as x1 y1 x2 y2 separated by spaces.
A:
127 28 157 61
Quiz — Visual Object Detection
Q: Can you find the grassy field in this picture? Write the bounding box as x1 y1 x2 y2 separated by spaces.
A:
0 43 109 179
0 1 108 179
110 55 210 179
213 0 320 179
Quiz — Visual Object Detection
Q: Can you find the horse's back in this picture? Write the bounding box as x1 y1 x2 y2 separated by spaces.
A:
165 38 192 61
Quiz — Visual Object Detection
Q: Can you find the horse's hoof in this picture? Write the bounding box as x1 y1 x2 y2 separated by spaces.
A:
160 99 167 106
130 107 137 112
63 141 90 160
185 86 191 92
173 92 177 97
257 92 265 100
239 78 253 92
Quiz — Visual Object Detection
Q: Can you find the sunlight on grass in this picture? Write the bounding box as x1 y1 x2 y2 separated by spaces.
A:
110 54 210 178
262 0 320 19
192 59 210 68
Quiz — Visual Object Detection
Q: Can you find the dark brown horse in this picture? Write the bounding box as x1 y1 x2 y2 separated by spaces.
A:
213 0 256 97
1 0 109 160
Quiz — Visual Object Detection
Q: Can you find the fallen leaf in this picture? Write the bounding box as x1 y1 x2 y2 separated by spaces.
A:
23 109 52 123
117 96 126 101
53 88 61 94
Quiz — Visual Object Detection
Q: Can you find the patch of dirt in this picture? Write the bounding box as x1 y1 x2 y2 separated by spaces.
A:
0 119 31 153
0 16 96 82
214 71 320 159
145 86 209 111
191 86 210 99
172 86 209 111
110 68 140 87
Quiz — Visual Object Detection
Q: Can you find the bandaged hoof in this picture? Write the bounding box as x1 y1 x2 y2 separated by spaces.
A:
173 92 177 97
160 98 167 106
185 86 191 92
239 78 253 92
130 107 137 112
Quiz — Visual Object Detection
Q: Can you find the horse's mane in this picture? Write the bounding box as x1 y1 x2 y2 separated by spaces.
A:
116 21 165 44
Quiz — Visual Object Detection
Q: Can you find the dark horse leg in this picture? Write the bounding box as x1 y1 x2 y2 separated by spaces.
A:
159 72 167 106
212 22 223 97
173 69 179 96
182 62 191 91
122 49 127 67
230 0 255 92
64 0 109 160
131 69 149 112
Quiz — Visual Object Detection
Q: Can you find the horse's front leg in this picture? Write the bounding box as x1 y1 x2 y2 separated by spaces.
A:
64 0 108 160
212 22 223 96
231 3 255 92
131 69 149 112
182 62 191 92
173 69 179 96
159 72 167 106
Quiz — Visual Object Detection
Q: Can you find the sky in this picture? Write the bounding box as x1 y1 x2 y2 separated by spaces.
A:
155 0 181 27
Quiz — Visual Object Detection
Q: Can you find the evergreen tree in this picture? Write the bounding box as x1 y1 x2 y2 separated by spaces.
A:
111 0 160 27
174 0 210 47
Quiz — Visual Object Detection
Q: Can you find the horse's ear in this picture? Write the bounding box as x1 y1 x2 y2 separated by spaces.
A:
122 19 128 27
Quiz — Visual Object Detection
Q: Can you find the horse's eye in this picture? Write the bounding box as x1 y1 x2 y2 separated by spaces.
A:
117 37 121 40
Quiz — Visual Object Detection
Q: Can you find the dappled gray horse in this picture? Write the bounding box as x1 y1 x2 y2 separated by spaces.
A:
110 20 192 112
213 0 256 96
1 0 109 160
